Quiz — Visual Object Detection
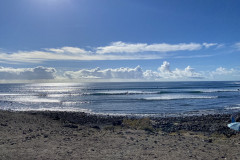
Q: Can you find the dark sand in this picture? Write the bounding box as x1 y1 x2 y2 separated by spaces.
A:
0 110 239 160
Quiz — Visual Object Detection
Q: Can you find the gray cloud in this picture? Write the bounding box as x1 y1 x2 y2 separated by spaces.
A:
0 66 56 80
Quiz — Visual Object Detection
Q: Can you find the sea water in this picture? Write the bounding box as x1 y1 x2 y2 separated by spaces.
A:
0 81 240 116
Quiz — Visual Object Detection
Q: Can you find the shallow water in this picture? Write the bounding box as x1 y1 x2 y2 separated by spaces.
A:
0 81 240 116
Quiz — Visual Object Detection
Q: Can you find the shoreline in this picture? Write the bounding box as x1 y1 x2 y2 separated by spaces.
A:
4 107 239 117
0 110 239 159
2 110 240 135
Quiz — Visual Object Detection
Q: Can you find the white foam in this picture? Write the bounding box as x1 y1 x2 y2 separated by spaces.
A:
198 89 239 93
226 107 240 110
15 107 91 112
0 93 28 96
228 82 240 85
225 104 240 110
86 111 130 116
61 101 90 105
8 97 60 103
33 89 76 93
143 95 218 100
93 90 160 95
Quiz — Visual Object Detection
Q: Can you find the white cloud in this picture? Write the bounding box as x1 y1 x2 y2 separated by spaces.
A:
96 41 202 54
211 67 237 75
155 61 203 79
1 63 240 82
0 66 56 80
96 42 147 54
0 42 221 64
46 46 91 54
0 48 163 63
0 46 93 63
64 66 144 79
234 42 240 50
173 66 203 79
158 61 171 73
64 61 203 81
143 70 162 80
209 67 240 80
202 43 218 48
215 44 225 49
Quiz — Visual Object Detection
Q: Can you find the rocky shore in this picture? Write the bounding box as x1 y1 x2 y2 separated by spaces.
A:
0 110 239 159
35 111 240 137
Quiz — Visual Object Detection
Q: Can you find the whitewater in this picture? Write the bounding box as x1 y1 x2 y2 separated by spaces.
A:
0 81 239 116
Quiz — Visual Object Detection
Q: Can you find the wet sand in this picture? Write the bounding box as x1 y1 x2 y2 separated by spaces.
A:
0 110 239 160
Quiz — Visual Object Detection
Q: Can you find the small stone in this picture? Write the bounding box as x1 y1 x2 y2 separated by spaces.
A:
208 139 213 143
91 126 100 130
0 123 7 126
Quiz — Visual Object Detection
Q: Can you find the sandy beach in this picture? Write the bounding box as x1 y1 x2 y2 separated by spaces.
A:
0 110 239 160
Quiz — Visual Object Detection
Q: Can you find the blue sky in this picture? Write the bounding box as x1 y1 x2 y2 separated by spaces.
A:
0 0 240 82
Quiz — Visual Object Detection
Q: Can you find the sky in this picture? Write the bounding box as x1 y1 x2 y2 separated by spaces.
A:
0 0 240 82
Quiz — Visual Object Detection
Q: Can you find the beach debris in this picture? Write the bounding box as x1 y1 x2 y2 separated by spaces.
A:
227 115 240 131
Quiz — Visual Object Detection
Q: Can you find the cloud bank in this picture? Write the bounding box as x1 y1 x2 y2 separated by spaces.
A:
0 66 56 80
64 66 144 79
209 67 240 80
64 61 203 81
0 61 238 82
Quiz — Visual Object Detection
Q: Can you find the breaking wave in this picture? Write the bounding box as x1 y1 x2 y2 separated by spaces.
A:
195 89 239 93
142 95 218 100
15 107 92 113
88 90 162 95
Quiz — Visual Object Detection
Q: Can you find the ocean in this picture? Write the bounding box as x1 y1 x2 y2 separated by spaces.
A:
0 81 240 117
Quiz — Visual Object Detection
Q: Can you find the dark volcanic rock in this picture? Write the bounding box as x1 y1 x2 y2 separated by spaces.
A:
152 114 240 137
26 111 125 126
91 125 101 130
24 111 240 137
